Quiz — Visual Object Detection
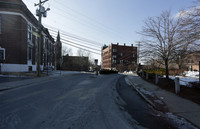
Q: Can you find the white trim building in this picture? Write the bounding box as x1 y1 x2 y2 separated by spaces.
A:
0 0 56 72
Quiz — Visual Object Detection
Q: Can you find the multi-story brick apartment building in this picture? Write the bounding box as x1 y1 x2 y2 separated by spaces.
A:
101 43 137 72
0 0 59 72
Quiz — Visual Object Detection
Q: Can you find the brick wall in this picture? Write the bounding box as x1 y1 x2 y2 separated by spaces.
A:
0 14 27 64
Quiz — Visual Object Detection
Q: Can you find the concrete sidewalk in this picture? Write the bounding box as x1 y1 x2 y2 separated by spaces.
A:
125 73 200 128
0 70 81 91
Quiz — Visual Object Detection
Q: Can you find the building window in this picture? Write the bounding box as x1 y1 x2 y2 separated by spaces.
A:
133 54 135 57
113 54 117 58
120 52 123 56
112 59 116 63
28 47 32 60
0 16 2 34
0 47 5 60
27 24 32 41
120 60 123 64
43 37 46 48
113 49 117 52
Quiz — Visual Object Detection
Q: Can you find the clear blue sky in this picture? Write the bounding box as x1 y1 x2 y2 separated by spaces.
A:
23 0 194 62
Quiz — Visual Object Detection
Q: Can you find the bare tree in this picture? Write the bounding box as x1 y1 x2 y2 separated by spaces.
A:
173 2 200 69
179 7 199 38
138 11 191 78
77 49 86 57
62 46 72 56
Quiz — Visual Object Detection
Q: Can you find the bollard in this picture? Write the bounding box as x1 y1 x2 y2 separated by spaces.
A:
175 77 180 94
155 74 159 84
146 72 149 80
142 72 144 77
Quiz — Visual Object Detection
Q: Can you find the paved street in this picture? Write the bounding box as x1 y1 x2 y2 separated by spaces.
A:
0 76 32 84
0 74 134 129
0 73 197 129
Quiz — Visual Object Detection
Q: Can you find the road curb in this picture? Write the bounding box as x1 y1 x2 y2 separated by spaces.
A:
128 78 156 109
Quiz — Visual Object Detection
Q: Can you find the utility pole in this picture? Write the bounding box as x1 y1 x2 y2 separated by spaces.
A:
35 0 50 77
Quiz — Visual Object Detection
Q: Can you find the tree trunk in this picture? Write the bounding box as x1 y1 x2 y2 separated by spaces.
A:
178 57 182 70
165 58 169 79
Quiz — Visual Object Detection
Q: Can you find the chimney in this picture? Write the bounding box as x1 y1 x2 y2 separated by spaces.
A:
131 44 133 47
117 43 119 45
124 43 126 46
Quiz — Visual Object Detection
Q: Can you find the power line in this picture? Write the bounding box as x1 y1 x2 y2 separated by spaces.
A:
50 31 101 51
44 24 102 45
56 39 101 55
51 33 101 52
48 28 102 47
24 0 128 42
52 0 127 39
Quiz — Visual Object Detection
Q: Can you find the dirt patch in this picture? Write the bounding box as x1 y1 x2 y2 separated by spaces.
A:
140 76 200 105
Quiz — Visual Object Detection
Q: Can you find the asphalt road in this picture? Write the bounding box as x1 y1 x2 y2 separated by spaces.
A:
117 76 179 129
0 74 138 129
0 76 32 83
0 73 187 129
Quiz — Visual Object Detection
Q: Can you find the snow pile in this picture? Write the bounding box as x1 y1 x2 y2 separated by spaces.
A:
184 71 199 78
169 71 199 87
169 76 198 87
123 71 135 74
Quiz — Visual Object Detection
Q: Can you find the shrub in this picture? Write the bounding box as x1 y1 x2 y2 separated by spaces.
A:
143 69 165 76
99 69 118 74
148 73 155 79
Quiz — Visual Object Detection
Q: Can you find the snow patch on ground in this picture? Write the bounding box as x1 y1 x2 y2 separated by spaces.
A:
168 71 199 87
166 112 198 129
184 71 199 78
169 76 199 87
139 88 154 97
152 111 198 129
123 71 135 74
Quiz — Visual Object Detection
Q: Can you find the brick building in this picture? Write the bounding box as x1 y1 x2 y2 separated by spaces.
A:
101 43 137 72
61 55 89 71
0 0 58 72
